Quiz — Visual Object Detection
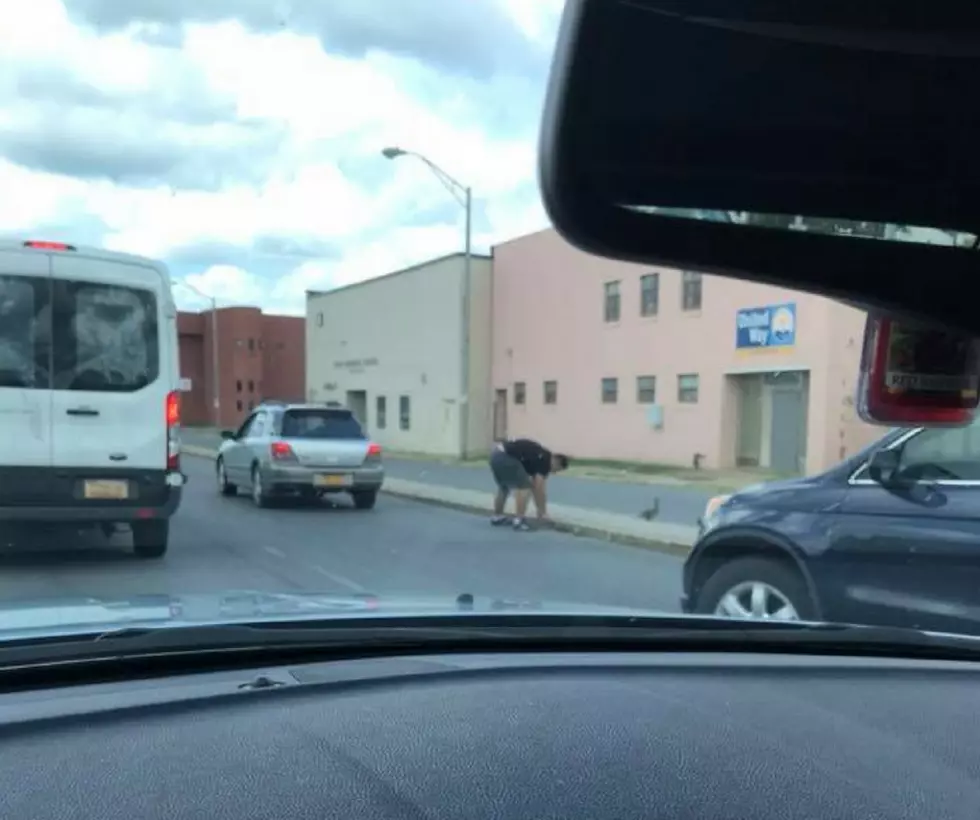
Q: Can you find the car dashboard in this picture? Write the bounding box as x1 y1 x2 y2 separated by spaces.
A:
0 651 977 819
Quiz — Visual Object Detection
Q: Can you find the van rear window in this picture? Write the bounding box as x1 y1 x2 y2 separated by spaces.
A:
52 281 159 392
0 274 48 389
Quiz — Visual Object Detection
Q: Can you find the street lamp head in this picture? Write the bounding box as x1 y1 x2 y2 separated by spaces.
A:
381 146 406 160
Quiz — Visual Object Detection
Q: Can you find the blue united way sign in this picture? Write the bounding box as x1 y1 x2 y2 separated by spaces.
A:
736 303 797 350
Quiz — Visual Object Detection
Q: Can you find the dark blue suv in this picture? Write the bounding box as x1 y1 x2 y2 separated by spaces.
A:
681 421 980 635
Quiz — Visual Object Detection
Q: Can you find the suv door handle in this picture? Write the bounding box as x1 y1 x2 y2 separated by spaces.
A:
66 407 99 417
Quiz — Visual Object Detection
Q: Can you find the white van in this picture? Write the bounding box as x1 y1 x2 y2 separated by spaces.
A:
0 240 184 558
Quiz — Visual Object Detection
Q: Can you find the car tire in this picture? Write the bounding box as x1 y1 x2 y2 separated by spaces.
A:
216 457 236 496
352 490 377 510
132 520 169 559
694 556 815 621
251 464 271 508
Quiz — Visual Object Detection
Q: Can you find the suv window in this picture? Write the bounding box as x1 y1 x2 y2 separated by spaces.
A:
0 274 49 389
897 420 980 481
281 409 364 439
52 280 159 392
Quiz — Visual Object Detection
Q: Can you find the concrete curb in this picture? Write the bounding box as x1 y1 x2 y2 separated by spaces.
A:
380 486 694 557
180 445 694 557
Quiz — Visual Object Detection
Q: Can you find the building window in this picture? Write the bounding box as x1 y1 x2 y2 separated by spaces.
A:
636 375 657 404
543 380 558 405
681 271 702 311
248 400 254 411
247 338 255 352
640 273 659 316
236 380 242 393
316 312 324 327
376 396 387 429
678 373 700 403
247 379 254 393
514 382 526 405
399 396 410 430
601 377 618 404
236 400 243 411
603 281 621 322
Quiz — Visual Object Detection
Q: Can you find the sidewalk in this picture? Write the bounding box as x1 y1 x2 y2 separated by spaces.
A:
181 427 722 528
180 442 699 555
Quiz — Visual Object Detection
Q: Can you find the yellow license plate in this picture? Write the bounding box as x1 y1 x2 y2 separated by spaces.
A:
314 474 350 487
83 479 129 500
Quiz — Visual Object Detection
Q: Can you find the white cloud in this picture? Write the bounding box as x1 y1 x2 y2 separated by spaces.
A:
0 0 557 314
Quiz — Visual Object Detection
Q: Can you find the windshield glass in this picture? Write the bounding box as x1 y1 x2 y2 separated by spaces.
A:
0 0 974 652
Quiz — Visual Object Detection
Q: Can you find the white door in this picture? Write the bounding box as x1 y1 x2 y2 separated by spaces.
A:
0 248 52 467
49 253 175 470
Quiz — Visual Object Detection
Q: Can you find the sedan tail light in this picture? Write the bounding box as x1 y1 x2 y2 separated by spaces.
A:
270 441 297 461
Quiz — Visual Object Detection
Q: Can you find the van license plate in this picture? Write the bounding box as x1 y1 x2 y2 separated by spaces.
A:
84 480 129 500
314 474 351 488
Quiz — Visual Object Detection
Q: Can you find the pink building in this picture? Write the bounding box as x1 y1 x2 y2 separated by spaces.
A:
491 229 883 475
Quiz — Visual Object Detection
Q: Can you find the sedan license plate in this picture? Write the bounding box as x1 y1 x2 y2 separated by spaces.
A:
83 479 129 500
314 473 352 488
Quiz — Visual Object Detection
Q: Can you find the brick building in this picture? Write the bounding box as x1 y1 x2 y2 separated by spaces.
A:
178 308 305 429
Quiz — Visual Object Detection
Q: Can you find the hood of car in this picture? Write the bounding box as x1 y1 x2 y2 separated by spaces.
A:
0 591 663 643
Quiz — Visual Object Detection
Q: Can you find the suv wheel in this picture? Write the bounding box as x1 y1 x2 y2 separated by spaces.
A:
352 490 377 510
695 556 814 621
216 457 236 496
132 520 169 559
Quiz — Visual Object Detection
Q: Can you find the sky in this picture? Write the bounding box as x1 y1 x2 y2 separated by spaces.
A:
0 0 564 314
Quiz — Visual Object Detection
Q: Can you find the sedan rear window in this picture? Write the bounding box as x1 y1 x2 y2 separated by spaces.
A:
281 409 364 439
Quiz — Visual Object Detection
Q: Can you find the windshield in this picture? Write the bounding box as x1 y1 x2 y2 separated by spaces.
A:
0 0 976 654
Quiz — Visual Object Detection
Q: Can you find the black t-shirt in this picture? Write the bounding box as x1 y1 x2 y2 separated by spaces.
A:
503 438 553 477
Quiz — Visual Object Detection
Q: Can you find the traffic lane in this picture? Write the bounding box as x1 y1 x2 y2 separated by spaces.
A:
178 455 685 612
0 457 684 615
382 457 714 526
180 427 714 527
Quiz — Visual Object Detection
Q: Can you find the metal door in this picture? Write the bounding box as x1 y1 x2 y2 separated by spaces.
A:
770 387 806 473
493 389 507 440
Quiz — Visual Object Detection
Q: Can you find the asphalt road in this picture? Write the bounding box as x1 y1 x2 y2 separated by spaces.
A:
0 456 684 613
182 428 716 526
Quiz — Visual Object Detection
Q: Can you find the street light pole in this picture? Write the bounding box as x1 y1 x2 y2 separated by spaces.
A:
382 146 474 459
175 280 221 428
461 184 472 460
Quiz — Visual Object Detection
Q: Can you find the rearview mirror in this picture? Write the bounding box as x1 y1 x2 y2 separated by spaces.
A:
538 0 980 334
867 448 901 486
220 430 236 440
856 313 980 427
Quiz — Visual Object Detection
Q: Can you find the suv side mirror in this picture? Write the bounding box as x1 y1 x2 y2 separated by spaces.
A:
220 430 236 441
867 448 901 486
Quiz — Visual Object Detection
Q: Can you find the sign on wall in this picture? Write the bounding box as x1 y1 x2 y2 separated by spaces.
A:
736 303 797 350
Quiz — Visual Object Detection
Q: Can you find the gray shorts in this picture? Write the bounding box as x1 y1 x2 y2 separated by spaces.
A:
489 448 532 492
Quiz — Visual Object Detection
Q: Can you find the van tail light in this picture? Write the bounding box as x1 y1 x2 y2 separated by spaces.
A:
166 391 181 472
23 240 76 251
270 441 297 462
365 442 382 463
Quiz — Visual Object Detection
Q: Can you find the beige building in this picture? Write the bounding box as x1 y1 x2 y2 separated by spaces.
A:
492 229 883 475
306 252 493 458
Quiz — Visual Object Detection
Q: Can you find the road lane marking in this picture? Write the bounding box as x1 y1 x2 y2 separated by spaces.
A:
312 564 367 593
263 545 286 559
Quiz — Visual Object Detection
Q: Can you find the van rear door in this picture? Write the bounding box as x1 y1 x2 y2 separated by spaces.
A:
49 252 174 471
0 248 52 473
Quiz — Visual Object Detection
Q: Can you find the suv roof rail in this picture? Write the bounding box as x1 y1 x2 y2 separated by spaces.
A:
258 398 289 406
